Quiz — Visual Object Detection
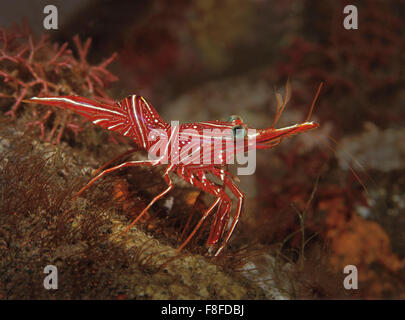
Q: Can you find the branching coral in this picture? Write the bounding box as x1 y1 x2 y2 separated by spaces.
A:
0 22 118 143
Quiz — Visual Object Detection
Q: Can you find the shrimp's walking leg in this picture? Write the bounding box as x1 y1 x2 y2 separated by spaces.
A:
119 164 175 236
92 147 139 176
206 198 231 247
176 197 222 253
175 167 230 253
74 159 159 199
214 175 244 256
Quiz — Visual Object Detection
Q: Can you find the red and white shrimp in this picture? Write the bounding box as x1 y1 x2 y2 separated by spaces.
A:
26 83 321 256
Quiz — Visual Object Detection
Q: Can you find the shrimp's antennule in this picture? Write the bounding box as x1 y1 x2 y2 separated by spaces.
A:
271 79 292 128
306 82 323 122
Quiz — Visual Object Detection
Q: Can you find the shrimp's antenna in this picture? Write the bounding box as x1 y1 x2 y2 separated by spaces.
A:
306 82 323 122
271 79 291 128
318 133 369 195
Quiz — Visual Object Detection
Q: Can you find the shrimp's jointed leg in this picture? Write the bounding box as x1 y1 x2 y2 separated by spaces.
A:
119 164 176 236
73 159 159 199
176 197 222 253
213 174 244 256
92 147 139 176
175 167 232 253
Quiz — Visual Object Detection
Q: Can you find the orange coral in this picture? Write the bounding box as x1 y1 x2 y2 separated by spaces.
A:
320 196 404 297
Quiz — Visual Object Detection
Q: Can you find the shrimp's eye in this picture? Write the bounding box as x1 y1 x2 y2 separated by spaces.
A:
232 125 246 139
228 115 244 123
